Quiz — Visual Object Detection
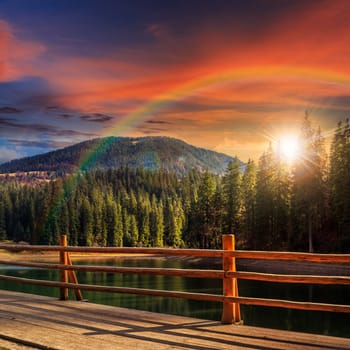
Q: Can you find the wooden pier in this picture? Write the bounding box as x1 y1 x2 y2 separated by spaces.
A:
0 290 349 350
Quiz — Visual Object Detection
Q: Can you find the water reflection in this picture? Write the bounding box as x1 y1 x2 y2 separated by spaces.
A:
1 258 349 338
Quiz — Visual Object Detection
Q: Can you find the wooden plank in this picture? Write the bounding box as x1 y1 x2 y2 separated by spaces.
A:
1 290 349 350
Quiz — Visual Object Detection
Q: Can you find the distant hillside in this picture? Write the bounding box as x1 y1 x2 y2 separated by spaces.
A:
0 136 238 175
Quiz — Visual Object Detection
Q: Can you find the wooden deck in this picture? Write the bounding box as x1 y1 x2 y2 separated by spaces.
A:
0 290 349 350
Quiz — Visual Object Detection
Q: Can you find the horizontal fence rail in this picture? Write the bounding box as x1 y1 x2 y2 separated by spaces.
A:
233 250 350 263
0 260 225 279
1 234 350 324
229 271 350 285
0 244 223 257
1 244 350 262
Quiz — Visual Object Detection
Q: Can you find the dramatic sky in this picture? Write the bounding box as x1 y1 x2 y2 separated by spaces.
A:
1 0 350 163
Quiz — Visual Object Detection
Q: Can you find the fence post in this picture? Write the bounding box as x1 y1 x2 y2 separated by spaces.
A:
59 234 69 300
221 234 241 324
67 253 83 301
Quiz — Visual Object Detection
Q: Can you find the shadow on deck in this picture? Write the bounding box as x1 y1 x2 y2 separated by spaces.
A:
0 290 349 350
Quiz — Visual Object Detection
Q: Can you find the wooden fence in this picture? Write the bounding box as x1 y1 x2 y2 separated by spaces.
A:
0 234 349 324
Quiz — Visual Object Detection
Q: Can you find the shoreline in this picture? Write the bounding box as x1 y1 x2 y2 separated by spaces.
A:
0 250 349 276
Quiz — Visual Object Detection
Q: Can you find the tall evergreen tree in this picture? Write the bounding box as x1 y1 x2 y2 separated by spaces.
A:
150 196 164 247
292 113 328 252
0 200 6 240
105 195 123 247
115 200 124 247
274 151 292 249
222 159 242 235
129 214 139 247
67 191 79 246
241 159 257 248
79 197 94 246
195 171 217 248
255 144 275 249
91 189 106 246
164 199 184 247
329 119 350 251
122 208 132 246
138 195 151 247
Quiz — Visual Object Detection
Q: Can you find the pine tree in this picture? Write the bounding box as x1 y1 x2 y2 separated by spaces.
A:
292 113 328 252
222 159 242 235
274 150 292 250
241 159 257 248
129 214 139 247
91 189 106 246
255 145 275 249
1 189 13 241
58 201 70 240
115 200 124 247
0 200 6 240
150 196 164 247
164 199 184 247
80 197 94 246
196 171 217 248
67 191 79 246
137 194 151 247
329 119 350 251
105 195 123 247
122 208 132 246
210 185 225 248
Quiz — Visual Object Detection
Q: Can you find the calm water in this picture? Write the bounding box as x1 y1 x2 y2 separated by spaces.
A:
1 258 349 338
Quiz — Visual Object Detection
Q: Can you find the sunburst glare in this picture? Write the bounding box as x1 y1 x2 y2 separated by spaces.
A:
278 134 301 162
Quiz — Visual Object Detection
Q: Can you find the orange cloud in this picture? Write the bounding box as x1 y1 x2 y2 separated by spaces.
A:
0 20 46 81
2 1 350 162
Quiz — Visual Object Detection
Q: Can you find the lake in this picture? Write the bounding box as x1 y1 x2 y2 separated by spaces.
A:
0 257 349 338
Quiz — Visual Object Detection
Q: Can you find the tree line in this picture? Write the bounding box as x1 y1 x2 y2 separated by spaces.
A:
0 115 349 252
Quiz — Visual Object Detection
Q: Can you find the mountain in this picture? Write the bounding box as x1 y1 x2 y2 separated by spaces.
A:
0 136 238 175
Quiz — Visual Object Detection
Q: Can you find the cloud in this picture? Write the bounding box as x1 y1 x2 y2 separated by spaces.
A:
60 113 75 119
46 105 61 110
135 119 174 135
0 147 24 164
1 1 350 162
141 129 163 135
214 136 267 161
146 23 170 40
0 106 23 114
0 116 97 138
0 77 58 111
5 1 345 119
145 120 172 125
80 113 113 123
7 139 72 149
0 117 18 127
0 20 46 82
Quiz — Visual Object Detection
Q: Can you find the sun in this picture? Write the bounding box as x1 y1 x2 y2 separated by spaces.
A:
278 135 300 162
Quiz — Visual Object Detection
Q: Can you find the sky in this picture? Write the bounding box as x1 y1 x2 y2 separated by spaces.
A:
1 0 350 164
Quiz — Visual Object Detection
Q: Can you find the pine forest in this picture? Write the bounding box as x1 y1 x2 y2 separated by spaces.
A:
1 115 349 253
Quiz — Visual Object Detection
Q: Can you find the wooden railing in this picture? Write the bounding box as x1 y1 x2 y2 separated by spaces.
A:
0 234 349 324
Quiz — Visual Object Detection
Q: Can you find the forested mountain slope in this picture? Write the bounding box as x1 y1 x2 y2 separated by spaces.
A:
0 136 237 175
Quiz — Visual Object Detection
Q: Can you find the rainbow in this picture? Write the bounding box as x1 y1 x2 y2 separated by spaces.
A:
44 64 350 242
80 64 350 171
